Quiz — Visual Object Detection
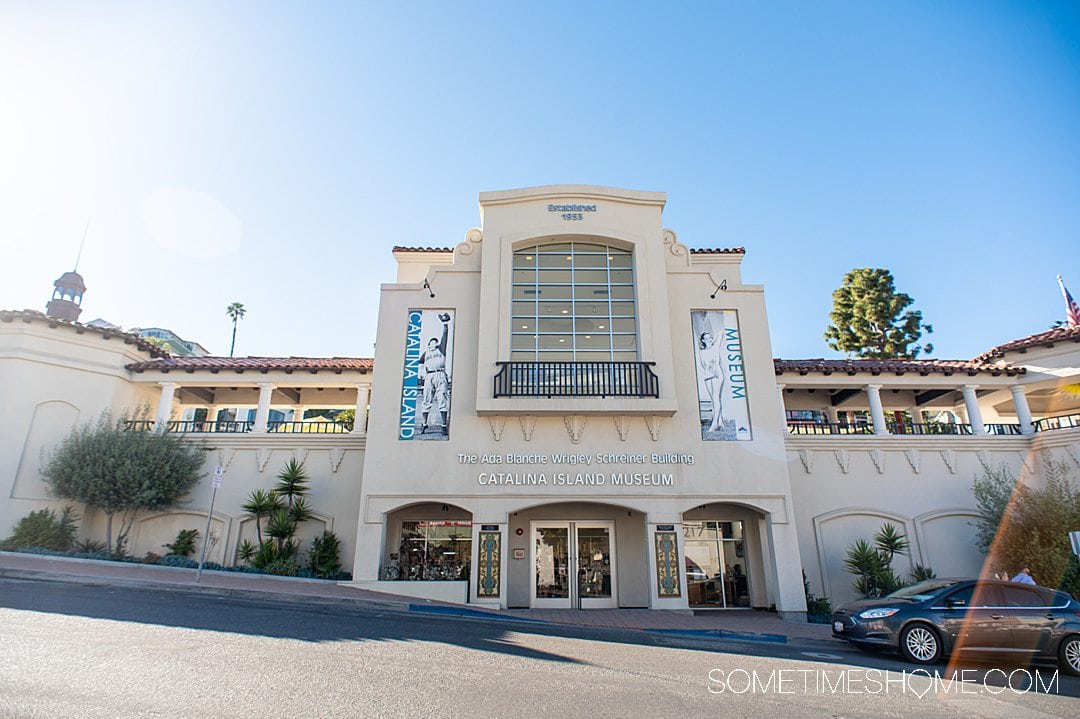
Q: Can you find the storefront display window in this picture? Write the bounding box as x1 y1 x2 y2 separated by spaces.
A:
385 521 472 581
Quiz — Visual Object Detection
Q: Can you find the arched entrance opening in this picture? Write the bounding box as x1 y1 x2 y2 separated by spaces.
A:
381 502 473 582
507 501 647 609
682 502 769 610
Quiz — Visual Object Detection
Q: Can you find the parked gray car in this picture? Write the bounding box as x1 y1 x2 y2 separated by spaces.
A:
831 578 1080 675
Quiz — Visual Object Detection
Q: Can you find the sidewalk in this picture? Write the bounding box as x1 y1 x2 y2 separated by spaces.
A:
0 551 835 645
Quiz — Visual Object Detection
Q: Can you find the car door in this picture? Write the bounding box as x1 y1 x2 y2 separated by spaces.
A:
999 584 1061 656
938 584 1012 654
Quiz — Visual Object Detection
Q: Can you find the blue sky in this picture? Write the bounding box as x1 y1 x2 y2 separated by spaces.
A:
2 1 1078 360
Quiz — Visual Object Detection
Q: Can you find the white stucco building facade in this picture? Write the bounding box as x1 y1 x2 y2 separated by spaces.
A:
2 185 1079 622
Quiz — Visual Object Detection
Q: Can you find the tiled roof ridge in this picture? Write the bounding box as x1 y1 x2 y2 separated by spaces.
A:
689 247 746 254
774 357 1024 377
0 309 170 359
126 356 374 372
976 323 1080 361
392 246 454 253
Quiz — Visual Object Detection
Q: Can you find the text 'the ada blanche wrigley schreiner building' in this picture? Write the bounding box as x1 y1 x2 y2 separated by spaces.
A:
4 185 1080 621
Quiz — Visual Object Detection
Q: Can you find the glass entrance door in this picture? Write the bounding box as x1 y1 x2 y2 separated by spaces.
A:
683 521 750 608
531 522 616 608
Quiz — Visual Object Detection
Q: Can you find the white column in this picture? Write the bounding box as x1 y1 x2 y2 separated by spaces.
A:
252 383 274 433
154 382 178 431
823 406 839 425
1011 385 1034 435
962 385 986 435
866 384 889 435
352 384 371 434
292 406 304 424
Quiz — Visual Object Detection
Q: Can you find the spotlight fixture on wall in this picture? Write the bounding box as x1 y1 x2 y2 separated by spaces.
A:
709 279 728 299
423 278 435 298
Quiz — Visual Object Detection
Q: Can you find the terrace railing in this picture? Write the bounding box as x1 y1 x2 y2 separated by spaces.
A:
885 422 974 436
786 422 876 435
1034 413 1080 432
266 420 353 434
493 361 660 398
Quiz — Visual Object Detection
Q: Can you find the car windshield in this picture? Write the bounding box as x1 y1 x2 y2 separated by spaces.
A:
885 579 959 602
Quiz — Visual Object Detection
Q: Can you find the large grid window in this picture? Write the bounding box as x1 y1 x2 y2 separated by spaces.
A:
511 242 638 361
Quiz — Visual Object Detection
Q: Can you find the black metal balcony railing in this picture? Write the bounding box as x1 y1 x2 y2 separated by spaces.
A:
1034 412 1080 432
266 420 353 434
123 420 254 433
493 361 660 398
885 422 975 436
985 423 1024 436
787 422 876 436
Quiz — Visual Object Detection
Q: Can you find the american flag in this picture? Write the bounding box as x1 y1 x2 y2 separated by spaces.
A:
1060 275 1080 327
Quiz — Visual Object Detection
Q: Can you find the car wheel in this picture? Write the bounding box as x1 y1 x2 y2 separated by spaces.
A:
900 623 942 665
1059 635 1080 677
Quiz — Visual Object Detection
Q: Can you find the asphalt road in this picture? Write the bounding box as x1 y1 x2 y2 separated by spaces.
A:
1 577 1078 718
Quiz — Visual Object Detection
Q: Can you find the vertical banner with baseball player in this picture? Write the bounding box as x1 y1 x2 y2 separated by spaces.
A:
400 309 455 441
690 310 752 441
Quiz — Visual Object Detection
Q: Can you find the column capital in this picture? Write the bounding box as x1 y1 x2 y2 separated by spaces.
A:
158 380 178 389
775 383 786 392
257 381 275 390
962 384 980 392
864 383 882 391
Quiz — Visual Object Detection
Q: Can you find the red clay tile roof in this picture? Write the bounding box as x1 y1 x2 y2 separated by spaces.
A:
126 356 373 373
392 246 454 253
1 309 170 358
690 247 746 254
976 324 1080 361
774 358 1024 377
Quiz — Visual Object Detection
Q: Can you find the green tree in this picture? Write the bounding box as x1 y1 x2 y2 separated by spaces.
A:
226 302 246 357
241 489 282 544
974 460 1080 597
825 268 933 359
42 413 205 555
274 458 310 509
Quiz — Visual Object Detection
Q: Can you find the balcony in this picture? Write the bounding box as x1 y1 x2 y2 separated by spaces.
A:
493 361 660 399
785 420 1032 437
123 419 353 434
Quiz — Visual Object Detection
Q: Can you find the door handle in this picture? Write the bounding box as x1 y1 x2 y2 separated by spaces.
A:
1045 613 1056 620
991 614 1003 620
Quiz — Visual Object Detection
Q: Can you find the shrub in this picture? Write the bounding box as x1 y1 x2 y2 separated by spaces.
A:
308 530 342 579
159 555 198 568
263 559 299 576
236 539 258 564
974 460 1080 597
1 507 79 551
844 523 909 598
163 529 199 558
803 571 832 624
75 539 107 553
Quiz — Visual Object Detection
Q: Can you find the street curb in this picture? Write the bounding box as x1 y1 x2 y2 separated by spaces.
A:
0 564 842 650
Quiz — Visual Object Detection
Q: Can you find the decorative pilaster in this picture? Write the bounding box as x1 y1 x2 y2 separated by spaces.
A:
654 530 681 597
476 530 501 598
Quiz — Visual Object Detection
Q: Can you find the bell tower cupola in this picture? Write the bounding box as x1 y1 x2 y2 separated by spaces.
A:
46 270 87 321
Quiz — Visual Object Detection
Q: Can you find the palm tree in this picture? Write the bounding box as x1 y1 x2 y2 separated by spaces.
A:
226 302 246 357
275 458 310 509
242 489 282 544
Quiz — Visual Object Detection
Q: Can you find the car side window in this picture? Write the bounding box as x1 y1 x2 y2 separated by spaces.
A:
943 584 1002 607
999 585 1051 608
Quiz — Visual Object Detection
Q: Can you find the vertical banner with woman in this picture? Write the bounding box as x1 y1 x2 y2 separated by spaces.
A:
399 309 454 441
691 310 752 441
